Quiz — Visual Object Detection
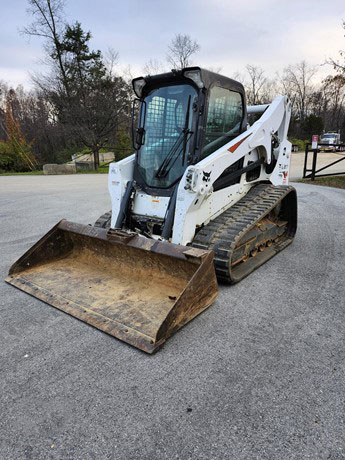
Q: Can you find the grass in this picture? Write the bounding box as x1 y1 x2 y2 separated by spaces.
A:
76 165 109 174
0 170 45 176
0 165 109 176
299 175 345 189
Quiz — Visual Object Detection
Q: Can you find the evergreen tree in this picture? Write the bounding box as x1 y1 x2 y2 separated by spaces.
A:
48 22 130 168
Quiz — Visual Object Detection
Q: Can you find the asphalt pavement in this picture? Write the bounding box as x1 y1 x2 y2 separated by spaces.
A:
290 150 345 180
1 175 345 460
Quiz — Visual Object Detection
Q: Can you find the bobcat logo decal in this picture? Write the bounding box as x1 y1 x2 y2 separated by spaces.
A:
202 171 211 182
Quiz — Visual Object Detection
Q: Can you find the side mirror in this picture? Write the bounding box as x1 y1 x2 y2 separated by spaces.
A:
132 99 146 150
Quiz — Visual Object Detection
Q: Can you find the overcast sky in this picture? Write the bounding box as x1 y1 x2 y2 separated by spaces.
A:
1 0 345 89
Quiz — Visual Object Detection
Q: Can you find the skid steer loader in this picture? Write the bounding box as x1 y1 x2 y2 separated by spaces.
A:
6 67 297 353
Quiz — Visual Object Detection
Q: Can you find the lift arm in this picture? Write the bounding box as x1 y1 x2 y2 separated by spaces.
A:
172 96 292 245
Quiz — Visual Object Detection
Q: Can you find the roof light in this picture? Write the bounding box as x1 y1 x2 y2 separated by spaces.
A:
183 69 204 89
132 77 146 98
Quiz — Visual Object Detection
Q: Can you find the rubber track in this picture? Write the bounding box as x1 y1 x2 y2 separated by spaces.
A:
94 211 112 228
192 183 296 284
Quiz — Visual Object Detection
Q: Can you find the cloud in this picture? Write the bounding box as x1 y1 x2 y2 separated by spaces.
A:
0 67 32 88
1 0 344 87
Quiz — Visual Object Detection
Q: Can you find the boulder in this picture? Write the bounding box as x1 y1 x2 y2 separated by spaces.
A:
43 163 77 175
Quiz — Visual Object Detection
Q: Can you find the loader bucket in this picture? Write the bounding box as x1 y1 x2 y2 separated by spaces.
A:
6 220 218 353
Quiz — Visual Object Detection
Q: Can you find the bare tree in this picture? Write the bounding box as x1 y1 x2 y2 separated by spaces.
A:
279 61 317 121
120 64 134 86
0 81 9 141
244 65 267 105
319 75 345 131
104 47 119 78
22 0 71 95
232 71 246 85
206 65 223 74
143 59 166 75
166 34 200 69
327 21 345 73
22 0 65 41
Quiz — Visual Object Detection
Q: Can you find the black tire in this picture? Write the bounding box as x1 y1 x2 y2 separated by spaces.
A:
94 211 112 228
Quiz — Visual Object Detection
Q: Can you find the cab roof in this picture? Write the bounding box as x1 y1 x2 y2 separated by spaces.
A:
132 66 245 98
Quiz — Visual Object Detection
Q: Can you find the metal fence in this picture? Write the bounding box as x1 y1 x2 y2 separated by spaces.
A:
303 143 345 180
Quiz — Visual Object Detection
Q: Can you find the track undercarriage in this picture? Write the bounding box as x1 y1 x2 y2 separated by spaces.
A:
192 184 297 283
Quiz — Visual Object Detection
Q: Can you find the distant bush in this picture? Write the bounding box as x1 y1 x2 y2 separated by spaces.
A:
113 129 132 161
0 142 16 172
53 145 85 164
50 130 133 166
290 138 308 151
0 141 34 172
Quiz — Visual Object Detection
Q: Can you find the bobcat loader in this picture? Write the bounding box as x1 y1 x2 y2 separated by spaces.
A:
6 67 297 353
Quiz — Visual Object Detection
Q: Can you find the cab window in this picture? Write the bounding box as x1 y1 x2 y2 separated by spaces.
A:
203 87 243 157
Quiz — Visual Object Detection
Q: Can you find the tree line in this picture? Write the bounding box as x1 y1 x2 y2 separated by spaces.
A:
1 0 345 172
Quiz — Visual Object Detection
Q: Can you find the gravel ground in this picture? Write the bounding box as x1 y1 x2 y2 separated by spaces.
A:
0 175 345 460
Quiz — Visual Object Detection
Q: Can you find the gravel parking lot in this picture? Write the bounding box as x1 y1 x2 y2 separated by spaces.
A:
1 175 345 460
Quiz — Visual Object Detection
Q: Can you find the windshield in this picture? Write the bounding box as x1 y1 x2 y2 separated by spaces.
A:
137 84 197 188
321 134 336 139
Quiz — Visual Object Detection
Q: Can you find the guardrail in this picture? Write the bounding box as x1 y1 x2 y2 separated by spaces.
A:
303 143 345 180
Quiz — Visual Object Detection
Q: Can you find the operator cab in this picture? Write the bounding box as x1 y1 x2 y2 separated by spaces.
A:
132 67 247 197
